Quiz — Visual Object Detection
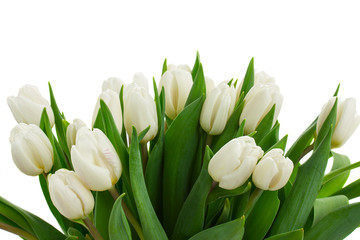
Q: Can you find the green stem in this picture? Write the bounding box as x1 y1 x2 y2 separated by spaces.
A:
0 222 37 240
141 143 148 173
205 134 213 148
83 217 104 240
244 188 263 218
108 186 145 240
299 144 314 161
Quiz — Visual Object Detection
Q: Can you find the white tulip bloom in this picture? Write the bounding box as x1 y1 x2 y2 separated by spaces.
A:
205 76 215 96
239 72 283 134
200 83 236 135
132 72 149 91
91 89 122 134
7 85 55 127
9 123 53 176
102 77 125 94
316 97 360 148
124 83 158 143
208 136 264 190
159 69 193 119
167 64 192 73
71 128 122 191
252 149 293 191
48 169 94 220
66 119 87 150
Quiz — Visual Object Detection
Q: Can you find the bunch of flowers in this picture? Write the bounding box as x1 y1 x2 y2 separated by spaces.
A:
2 53 360 240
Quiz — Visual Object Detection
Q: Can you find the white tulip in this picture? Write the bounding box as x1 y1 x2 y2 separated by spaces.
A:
205 76 215 96
159 69 193 119
132 72 149 91
316 97 360 148
66 119 87 150
200 83 236 135
167 64 192 73
7 85 55 127
102 77 125 94
239 72 283 134
48 169 94 220
252 149 293 191
9 123 53 176
71 128 122 191
208 136 264 190
124 83 158 143
91 89 122 134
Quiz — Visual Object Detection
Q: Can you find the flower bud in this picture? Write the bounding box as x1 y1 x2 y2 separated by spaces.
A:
159 69 193 119
124 83 158 143
9 123 53 176
66 119 87 150
239 72 283 134
7 85 55 127
48 169 94 220
252 149 293 191
167 64 192 73
200 83 236 135
208 136 264 190
316 97 360 148
102 77 124 94
132 72 149 91
205 76 215 96
71 128 122 191
91 89 122 134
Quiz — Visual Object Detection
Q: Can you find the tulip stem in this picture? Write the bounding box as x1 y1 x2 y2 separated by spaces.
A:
141 143 148 172
299 144 314 161
244 188 263 218
205 134 213 147
0 222 37 240
83 217 104 240
108 187 145 240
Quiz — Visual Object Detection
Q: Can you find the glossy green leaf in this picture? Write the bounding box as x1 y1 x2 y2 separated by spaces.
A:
333 178 360 200
185 64 206 107
162 97 204 235
189 217 245 240
239 57 254 96
108 194 132 240
129 127 168 240
191 51 200 80
304 202 360 240
312 195 348 227
162 58 167 75
94 191 114 240
258 122 280 151
207 182 251 205
172 147 213 240
253 105 276 143
265 229 304 240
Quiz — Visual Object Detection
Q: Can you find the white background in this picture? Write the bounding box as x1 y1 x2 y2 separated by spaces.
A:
1 1 360 239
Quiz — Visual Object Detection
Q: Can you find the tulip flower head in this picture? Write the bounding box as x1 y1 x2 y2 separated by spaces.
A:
205 76 215 96
316 97 360 148
71 128 122 191
239 72 283 134
7 85 55 127
252 149 293 191
124 83 158 143
159 68 193 119
66 119 87 150
102 77 125 94
167 64 192 73
208 136 264 190
200 83 236 135
9 123 53 176
133 72 149 91
48 169 94 220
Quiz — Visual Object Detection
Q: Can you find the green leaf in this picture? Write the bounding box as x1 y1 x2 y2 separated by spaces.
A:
191 51 200 80
162 58 167 75
304 202 360 240
258 122 280 151
204 199 226 229
312 195 348 227
188 217 245 240
119 86 128 146
185 64 206 107
67 227 86 240
253 105 276 143
230 190 250 220
94 191 114 240
270 126 333 235
333 178 360 200
215 198 231 225
172 147 214 240
239 57 254 97
265 229 304 240
108 194 132 240
129 127 168 240
322 160 360 184
162 96 204 235
244 191 280 240
268 135 288 152
207 182 251 205
318 152 351 198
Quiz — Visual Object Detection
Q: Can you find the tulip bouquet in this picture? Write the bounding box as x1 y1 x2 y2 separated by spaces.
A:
2 53 360 240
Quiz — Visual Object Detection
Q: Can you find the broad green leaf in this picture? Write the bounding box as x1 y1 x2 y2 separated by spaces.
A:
162 58 167 75
108 194 132 240
333 178 360 200
258 122 280 151
230 190 250 220
312 195 348 227
318 152 351 198
204 198 226 229
244 191 280 240
162 97 204 235
215 198 231 225
265 229 304 240
191 51 200 80
190 130 206 186
304 202 360 240
129 128 168 240
0 215 37 240
253 105 276 143
268 135 288 152
322 160 360 184
207 182 251 205
239 57 254 97
185 64 206 107
189 217 245 240
94 191 114 240
172 147 213 240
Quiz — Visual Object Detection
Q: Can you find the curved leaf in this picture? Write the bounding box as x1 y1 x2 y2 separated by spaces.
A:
265 229 303 240
108 194 132 240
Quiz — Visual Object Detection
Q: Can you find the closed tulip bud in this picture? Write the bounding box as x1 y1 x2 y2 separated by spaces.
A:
7 85 55 127
124 83 158 143
48 169 94 220
239 72 283 134
167 64 192 73
9 123 53 176
66 119 87 150
252 149 293 191
91 89 122 134
159 69 193 119
208 136 264 190
102 77 124 94
132 72 149 91
316 97 360 148
71 128 122 191
205 76 215 96
200 83 236 135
